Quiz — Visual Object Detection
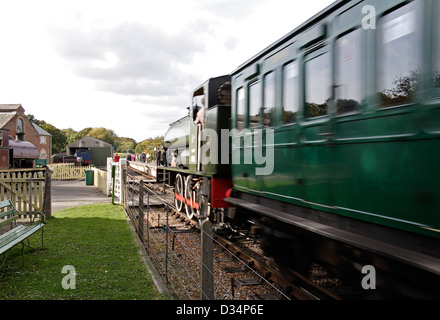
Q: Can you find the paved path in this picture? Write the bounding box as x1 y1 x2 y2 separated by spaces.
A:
51 180 111 213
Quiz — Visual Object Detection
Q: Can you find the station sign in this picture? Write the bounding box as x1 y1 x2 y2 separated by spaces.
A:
36 159 47 166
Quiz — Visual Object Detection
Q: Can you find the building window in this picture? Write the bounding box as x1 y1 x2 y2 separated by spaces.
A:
40 136 47 144
16 118 24 134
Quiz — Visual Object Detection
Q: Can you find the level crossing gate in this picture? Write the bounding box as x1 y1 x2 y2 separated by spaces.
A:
107 158 127 204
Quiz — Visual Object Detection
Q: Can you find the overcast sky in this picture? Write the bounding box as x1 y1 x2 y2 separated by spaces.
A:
0 0 334 142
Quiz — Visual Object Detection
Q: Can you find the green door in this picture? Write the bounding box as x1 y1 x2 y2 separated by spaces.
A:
300 49 333 208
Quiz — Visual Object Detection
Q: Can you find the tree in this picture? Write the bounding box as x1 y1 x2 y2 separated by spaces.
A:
27 114 161 156
62 128 77 144
135 136 163 155
27 115 67 154
42 123 67 154
116 137 136 153
87 127 117 146
380 70 420 107
68 127 119 147
433 71 440 89
305 102 328 118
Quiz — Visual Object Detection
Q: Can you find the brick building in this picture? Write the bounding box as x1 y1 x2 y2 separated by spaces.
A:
32 122 52 161
0 104 52 162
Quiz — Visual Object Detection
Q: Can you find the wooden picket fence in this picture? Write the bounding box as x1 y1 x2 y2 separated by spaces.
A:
0 169 45 213
50 164 92 180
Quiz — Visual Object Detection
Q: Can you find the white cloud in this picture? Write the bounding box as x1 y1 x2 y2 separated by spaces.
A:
0 0 334 142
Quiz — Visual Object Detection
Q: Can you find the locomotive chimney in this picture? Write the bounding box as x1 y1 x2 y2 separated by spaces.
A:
15 132 24 141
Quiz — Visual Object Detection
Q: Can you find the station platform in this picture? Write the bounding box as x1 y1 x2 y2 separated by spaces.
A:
127 161 157 179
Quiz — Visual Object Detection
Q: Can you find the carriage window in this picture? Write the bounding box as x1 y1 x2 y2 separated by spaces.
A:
282 61 298 124
378 2 420 107
236 87 245 131
249 81 262 128
305 52 331 118
336 29 362 114
263 72 275 127
434 1 440 89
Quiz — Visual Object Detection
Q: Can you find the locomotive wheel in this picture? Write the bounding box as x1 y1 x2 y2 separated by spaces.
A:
197 193 210 222
184 175 194 220
174 174 184 212
183 175 210 220
190 182 211 221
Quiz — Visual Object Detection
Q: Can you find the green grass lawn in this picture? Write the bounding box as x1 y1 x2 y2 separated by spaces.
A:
0 203 169 300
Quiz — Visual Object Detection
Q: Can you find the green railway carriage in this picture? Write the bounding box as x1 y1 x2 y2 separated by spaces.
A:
229 0 440 239
225 0 440 297
160 0 440 297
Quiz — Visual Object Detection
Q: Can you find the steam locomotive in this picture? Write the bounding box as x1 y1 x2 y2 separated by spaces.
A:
0 130 40 169
158 0 440 298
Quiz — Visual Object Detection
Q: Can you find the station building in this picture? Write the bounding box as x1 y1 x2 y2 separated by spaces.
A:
67 136 113 167
0 104 52 162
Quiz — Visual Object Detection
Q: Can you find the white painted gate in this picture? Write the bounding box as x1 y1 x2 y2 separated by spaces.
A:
107 158 127 204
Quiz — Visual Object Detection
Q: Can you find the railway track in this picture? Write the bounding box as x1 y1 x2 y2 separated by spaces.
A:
125 163 344 300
